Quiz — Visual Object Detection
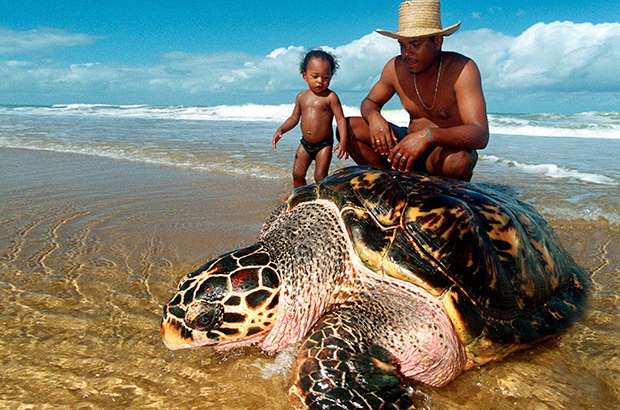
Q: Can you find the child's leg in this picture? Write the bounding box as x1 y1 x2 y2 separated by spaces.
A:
292 145 312 188
313 145 333 183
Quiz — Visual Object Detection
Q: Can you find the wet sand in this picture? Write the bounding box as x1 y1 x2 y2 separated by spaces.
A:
1 147 619 409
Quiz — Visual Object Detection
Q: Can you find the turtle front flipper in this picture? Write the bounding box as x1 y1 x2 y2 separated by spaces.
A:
289 309 417 410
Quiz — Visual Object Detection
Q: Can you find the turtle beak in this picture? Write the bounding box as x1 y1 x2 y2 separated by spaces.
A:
161 316 218 350
161 316 191 350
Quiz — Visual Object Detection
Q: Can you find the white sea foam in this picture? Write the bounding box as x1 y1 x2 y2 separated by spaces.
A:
487 112 620 139
250 344 297 379
538 205 620 226
481 155 618 186
4 104 619 139
43 103 308 122
0 140 290 179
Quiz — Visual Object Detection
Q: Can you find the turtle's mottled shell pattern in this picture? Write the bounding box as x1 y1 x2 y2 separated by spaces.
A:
288 167 588 365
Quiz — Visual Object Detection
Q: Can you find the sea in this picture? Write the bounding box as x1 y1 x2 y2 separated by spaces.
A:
1 104 619 409
1 103 618 224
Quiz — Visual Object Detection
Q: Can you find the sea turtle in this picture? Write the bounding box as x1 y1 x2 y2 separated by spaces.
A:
161 165 588 409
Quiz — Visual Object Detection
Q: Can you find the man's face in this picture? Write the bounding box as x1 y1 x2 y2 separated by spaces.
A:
398 36 442 74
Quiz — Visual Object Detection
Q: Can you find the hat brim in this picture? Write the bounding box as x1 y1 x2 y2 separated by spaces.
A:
376 21 461 40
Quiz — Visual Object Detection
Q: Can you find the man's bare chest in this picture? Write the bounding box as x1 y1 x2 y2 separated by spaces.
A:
395 76 461 127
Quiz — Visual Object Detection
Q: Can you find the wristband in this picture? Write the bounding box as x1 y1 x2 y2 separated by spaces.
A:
426 127 433 144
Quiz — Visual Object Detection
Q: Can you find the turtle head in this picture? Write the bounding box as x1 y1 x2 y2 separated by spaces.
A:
161 244 280 351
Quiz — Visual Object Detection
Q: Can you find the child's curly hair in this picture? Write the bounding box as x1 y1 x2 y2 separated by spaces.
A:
299 49 339 75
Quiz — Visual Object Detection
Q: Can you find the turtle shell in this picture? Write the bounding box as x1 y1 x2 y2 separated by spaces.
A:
288 166 588 366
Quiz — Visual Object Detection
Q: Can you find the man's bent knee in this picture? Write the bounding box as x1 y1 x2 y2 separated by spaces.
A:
437 149 478 181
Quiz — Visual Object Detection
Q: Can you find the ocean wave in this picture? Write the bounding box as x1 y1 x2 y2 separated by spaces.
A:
16 103 301 122
488 112 620 139
2 104 618 139
480 155 618 186
538 205 620 226
0 139 291 179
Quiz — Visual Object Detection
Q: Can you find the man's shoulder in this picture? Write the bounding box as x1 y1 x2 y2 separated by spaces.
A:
444 51 474 66
444 51 470 59
386 55 401 69
381 56 402 82
443 52 481 82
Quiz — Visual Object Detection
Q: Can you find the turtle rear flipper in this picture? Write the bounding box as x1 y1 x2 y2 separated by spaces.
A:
289 310 417 410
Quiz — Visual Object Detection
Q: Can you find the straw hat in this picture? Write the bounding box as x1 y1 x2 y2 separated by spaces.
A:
376 0 461 40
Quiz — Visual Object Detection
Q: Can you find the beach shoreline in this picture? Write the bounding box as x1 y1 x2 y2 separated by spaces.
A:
1 146 290 259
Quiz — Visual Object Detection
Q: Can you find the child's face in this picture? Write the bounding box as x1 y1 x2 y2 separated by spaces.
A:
302 58 333 94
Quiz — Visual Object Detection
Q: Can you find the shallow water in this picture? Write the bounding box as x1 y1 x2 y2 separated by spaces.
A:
1 147 619 409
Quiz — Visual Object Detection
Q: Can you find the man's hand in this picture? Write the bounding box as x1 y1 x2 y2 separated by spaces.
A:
368 116 397 155
387 130 431 172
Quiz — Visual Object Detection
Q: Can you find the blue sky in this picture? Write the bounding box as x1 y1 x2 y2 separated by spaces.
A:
1 0 619 113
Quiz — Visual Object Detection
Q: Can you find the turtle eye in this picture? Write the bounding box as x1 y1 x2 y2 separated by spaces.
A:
195 309 219 330
185 301 224 332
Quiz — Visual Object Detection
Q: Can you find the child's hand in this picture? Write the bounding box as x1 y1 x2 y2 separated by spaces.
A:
272 131 283 149
334 143 348 161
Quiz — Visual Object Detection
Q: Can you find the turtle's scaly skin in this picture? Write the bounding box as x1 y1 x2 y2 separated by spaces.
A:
161 166 588 409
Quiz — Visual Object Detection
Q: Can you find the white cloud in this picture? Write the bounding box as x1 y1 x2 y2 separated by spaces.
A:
449 21 620 93
123 34 398 102
332 34 398 91
0 22 618 112
4 60 32 68
0 28 97 54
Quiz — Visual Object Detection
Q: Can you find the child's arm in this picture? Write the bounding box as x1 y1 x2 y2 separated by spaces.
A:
273 94 302 149
331 93 349 160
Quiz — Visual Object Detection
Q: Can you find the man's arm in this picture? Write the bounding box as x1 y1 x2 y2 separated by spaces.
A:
361 58 399 154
